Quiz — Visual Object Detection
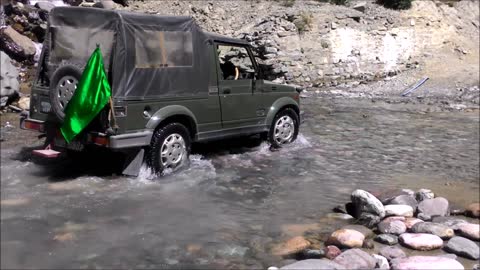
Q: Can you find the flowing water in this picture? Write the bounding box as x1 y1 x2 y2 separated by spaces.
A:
1 98 479 269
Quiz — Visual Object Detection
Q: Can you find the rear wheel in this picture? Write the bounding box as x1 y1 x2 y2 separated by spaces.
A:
49 64 83 121
268 108 299 148
147 123 191 175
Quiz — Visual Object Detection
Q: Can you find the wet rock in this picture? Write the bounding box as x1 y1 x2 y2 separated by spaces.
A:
0 26 36 62
417 197 449 218
281 223 321 237
327 229 364 248
378 220 406 235
325 213 354 220
301 249 325 259
280 259 345 269
415 189 435 202
431 216 467 230
455 223 480 241
356 213 382 228
377 189 414 205
391 256 464 270
379 246 406 261
411 222 454 239
333 248 376 269
341 225 374 238
352 2 367 13
323 245 341 260
399 233 443 251
362 239 374 249
375 234 398 245
417 213 432 221
351 189 385 218
389 195 418 210
383 216 406 222
373 254 390 269
271 236 311 256
0 197 30 206
404 218 424 230
0 51 19 98
444 236 479 260
384 205 414 217
466 203 480 218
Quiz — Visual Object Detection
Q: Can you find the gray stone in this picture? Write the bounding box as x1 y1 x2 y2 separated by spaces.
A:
377 189 412 204
431 216 467 230
444 236 479 260
391 256 464 270
357 213 382 228
352 2 367 13
399 233 443 251
379 246 406 261
34 1 55 11
373 254 390 269
378 220 406 235
417 197 449 218
411 222 454 239
0 51 19 97
327 229 364 248
415 189 434 202
333 248 376 269
389 195 418 210
280 259 345 269
302 249 325 259
417 213 432 221
384 205 414 217
375 234 398 245
0 26 36 62
351 189 385 218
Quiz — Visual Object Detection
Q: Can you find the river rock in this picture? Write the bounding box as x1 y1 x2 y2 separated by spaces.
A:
373 254 390 269
333 248 376 269
375 234 398 245
327 229 364 248
444 236 480 260
431 216 467 230
280 259 345 269
377 189 412 204
455 223 480 241
325 213 354 220
391 256 464 270
404 218 424 229
302 249 325 259
356 213 382 228
389 195 418 210
415 189 435 201
362 239 374 249
417 213 432 221
0 26 36 62
323 245 341 260
384 205 414 217
411 222 454 239
271 236 311 256
417 197 449 218
379 246 406 261
466 203 480 218
341 225 374 238
0 51 19 98
399 233 443 251
378 220 406 235
351 189 385 218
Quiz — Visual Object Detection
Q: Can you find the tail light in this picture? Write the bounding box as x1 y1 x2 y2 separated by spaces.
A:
22 119 45 133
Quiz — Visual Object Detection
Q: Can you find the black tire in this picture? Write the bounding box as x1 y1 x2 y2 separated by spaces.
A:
49 64 83 122
268 108 300 149
147 123 191 175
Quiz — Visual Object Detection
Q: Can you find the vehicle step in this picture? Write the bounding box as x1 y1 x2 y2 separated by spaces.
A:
32 149 61 158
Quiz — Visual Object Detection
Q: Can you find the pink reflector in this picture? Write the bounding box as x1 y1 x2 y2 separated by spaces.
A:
32 149 61 158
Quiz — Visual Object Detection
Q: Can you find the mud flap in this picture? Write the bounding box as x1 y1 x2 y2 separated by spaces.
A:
122 148 145 177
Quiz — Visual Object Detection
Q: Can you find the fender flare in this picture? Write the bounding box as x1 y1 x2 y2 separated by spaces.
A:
146 105 198 131
265 97 299 127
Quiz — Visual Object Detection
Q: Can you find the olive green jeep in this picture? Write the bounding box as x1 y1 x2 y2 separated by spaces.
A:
20 7 301 175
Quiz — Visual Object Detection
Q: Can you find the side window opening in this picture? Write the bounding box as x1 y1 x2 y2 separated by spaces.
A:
217 45 255 80
135 30 193 68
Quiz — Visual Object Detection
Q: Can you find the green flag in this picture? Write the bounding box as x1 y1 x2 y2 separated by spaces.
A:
60 47 111 143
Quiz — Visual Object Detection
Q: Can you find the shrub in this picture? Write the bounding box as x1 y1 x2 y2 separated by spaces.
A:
378 0 413 10
295 12 313 34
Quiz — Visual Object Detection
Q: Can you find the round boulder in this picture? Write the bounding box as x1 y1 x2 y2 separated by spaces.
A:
411 222 454 239
333 248 376 269
415 189 435 202
389 194 418 210
378 220 406 235
404 217 424 230
455 223 480 241
444 236 480 260
379 246 406 261
375 234 398 245
327 229 365 248
384 205 414 217
391 256 464 270
399 233 443 251
417 197 449 218
280 259 345 270
351 189 385 218
271 236 311 256
466 203 480 218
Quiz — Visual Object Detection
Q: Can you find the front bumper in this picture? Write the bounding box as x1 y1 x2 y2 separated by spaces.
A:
20 116 152 150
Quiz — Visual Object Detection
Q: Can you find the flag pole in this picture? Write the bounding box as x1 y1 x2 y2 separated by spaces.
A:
95 44 118 132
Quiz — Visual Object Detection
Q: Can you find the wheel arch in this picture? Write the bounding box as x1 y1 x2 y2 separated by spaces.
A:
265 97 300 127
146 105 198 139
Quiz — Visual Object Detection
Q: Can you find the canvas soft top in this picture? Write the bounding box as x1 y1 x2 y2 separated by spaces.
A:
49 7 215 100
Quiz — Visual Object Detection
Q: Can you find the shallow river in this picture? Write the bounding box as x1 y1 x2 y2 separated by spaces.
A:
1 98 479 269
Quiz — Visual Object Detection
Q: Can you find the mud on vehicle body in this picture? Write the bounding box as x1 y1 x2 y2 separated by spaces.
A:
21 7 301 176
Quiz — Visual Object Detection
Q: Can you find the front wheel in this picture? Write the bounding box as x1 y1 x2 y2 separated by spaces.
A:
268 108 299 149
146 123 191 175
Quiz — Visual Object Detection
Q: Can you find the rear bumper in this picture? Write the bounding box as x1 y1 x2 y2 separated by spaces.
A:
20 116 152 150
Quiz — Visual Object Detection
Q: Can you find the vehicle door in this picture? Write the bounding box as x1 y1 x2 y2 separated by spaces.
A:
215 43 264 129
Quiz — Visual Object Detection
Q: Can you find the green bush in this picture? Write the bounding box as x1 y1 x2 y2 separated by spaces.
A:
295 12 313 34
379 0 413 10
